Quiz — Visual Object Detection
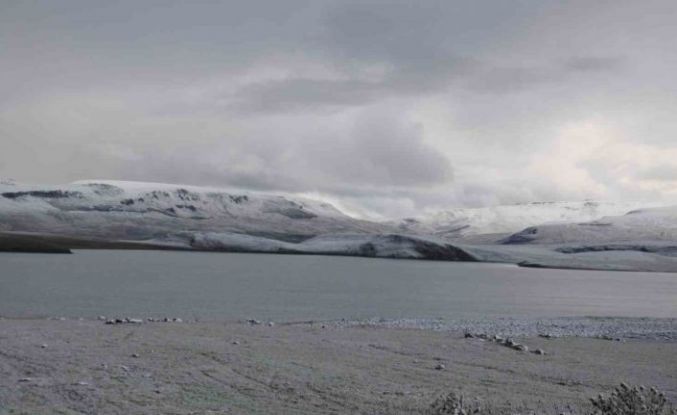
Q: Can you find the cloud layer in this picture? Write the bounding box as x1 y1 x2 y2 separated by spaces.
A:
2 0 677 218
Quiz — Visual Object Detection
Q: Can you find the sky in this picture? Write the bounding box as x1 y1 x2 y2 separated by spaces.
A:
1 0 677 219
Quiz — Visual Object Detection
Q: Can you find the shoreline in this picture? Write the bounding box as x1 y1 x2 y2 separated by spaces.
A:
2 314 676 342
1 317 675 414
4 231 677 273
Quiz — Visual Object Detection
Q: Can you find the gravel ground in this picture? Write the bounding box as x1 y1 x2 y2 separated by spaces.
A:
329 316 677 341
1 317 676 414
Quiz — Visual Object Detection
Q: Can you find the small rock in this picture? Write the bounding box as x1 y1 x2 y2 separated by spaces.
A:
97 316 107 321
267 321 275 327
493 335 504 342
114 318 124 324
131 353 140 358
464 332 474 338
126 318 143 324
40 344 48 349
247 319 262 325
232 340 240 345
539 333 553 339
173 318 183 323
505 339 516 347
75 381 89 386
18 377 32 383
434 364 446 371
120 365 130 372
513 344 528 352
105 319 116 325
532 349 545 355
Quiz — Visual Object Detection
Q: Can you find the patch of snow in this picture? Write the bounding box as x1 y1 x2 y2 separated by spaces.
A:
397 201 666 239
0 180 390 241
503 205 677 245
192 232 477 261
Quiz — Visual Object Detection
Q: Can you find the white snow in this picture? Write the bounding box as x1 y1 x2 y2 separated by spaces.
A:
396 201 665 239
0 180 388 240
457 205 677 272
504 205 677 245
192 232 476 260
3 180 677 270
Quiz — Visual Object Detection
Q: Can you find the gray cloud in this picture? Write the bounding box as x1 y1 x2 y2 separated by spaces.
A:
115 109 453 194
2 0 677 217
564 56 625 73
637 165 677 182
229 79 385 113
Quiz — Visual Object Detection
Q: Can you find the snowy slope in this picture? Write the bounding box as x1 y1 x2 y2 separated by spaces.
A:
0 180 391 241
192 232 476 261
3 179 676 269
452 205 677 272
396 201 662 239
0 180 476 261
504 205 677 245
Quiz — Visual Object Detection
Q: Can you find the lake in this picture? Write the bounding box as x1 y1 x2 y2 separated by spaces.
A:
0 250 675 321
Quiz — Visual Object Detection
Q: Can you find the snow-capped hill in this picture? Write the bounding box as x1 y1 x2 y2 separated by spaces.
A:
4 179 675 269
191 232 477 261
0 180 390 241
504 205 677 245
397 201 663 239
0 180 478 261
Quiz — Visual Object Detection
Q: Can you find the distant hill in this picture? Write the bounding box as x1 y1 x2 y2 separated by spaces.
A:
395 201 664 239
0 180 389 242
3 180 676 269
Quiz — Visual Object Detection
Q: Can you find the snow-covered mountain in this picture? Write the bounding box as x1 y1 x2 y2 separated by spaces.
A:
3 180 676 269
0 180 479 261
0 180 391 242
396 201 663 239
504 205 677 245
2 181 659 243
455 205 677 272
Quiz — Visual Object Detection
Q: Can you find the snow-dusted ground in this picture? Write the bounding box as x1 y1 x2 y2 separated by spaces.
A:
331 316 677 340
2 317 675 414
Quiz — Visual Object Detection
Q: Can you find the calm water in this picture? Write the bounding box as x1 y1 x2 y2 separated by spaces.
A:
0 250 675 321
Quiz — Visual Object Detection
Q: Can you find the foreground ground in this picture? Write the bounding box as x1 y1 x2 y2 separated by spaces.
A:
0 319 675 415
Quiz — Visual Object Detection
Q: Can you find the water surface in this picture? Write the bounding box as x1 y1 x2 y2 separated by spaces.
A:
1 250 675 320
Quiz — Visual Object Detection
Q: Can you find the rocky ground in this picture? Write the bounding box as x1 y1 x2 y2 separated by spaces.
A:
1 318 676 414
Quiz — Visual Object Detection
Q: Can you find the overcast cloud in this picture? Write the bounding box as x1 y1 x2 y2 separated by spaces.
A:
1 0 677 218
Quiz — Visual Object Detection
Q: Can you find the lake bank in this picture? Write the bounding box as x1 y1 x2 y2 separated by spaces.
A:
1 318 675 414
